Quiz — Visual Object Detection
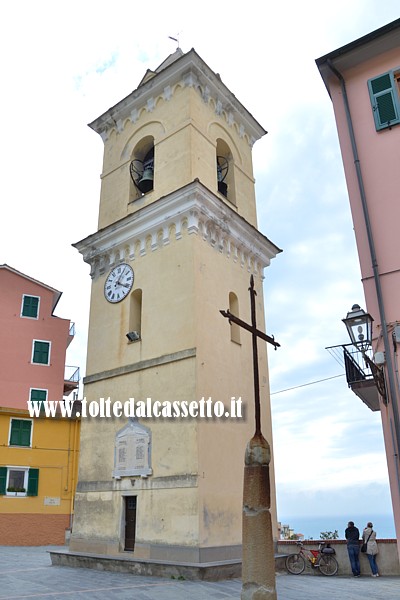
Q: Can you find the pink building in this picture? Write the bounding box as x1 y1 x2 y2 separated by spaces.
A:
0 264 78 409
0 265 81 544
317 19 400 557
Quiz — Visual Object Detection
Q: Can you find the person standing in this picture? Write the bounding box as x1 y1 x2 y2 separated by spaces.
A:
345 520 361 576
362 522 379 577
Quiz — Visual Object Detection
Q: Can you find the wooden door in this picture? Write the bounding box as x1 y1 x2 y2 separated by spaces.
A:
124 496 137 551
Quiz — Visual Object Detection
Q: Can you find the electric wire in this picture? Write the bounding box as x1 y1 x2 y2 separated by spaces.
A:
270 373 345 395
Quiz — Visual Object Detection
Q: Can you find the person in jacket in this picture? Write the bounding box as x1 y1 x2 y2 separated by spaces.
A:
345 520 360 576
362 522 379 577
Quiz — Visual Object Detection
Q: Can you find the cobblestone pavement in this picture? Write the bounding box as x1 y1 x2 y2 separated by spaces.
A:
1 546 400 600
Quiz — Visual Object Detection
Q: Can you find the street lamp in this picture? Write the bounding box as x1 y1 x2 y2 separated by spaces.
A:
342 304 373 351
342 303 386 400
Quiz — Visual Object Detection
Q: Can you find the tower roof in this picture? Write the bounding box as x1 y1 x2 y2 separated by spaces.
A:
88 48 266 144
138 48 184 86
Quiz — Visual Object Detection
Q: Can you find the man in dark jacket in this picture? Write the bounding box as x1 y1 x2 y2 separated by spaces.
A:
345 521 360 576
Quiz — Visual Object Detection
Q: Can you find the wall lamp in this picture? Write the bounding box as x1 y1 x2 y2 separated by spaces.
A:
342 303 373 351
126 331 140 342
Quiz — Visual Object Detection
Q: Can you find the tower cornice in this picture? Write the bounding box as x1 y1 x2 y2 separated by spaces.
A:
73 180 281 280
88 49 266 146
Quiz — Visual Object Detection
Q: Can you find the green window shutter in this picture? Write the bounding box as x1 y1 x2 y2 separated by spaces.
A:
22 296 39 318
30 389 47 409
368 71 400 130
9 420 19 445
0 467 6 495
20 420 32 446
27 468 39 496
10 419 32 446
33 341 50 364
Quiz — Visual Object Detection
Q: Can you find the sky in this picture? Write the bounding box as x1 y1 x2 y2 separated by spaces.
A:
1 1 399 537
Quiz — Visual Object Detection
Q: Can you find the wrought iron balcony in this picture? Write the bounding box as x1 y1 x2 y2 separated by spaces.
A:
326 343 381 411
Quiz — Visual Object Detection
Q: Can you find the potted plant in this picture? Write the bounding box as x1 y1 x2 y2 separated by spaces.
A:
7 486 26 496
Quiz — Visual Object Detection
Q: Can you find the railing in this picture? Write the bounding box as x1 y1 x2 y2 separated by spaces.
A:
326 343 375 386
277 539 400 576
326 343 381 411
66 322 76 349
64 365 80 383
343 346 372 385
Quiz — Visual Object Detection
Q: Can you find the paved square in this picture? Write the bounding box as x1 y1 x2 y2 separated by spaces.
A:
1 546 400 600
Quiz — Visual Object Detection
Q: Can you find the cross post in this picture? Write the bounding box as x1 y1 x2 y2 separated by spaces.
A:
220 274 280 600
220 274 279 436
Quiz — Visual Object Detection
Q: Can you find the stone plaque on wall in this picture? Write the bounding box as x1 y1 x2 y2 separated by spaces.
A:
113 418 152 478
44 497 61 506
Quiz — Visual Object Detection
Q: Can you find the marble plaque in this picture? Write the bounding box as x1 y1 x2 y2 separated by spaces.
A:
113 418 152 478
44 496 61 506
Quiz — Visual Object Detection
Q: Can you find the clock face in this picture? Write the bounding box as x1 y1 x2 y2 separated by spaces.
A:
104 263 134 303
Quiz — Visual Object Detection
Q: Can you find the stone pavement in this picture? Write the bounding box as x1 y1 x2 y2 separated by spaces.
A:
1 546 400 600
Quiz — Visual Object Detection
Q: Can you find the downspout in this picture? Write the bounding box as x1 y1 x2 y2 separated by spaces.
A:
70 416 79 531
326 59 400 493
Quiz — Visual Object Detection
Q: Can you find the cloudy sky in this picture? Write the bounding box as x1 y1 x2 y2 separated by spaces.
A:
1 1 399 535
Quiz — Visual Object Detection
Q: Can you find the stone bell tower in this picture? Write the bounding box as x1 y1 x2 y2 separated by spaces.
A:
69 48 281 569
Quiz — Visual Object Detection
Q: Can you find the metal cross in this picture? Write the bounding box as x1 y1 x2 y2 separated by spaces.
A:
220 275 280 437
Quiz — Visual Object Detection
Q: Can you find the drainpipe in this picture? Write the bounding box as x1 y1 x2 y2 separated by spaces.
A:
70 417 79 532
326 60 400 495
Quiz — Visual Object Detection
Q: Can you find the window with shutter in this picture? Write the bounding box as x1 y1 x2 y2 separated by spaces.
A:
21 295 40 318
0 467 6 495
30 388 47 410
2 467 31 496
9 419 32 447
32 340 51 365
368 69 400 130
27 468 39 496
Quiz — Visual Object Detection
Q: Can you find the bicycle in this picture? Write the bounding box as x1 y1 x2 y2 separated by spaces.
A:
285 541 339 576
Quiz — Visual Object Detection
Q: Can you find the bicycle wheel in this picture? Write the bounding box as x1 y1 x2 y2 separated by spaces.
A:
318 554 338 576
285 553 306 575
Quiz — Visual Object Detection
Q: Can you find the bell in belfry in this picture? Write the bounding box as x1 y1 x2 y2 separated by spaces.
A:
138 158 154 193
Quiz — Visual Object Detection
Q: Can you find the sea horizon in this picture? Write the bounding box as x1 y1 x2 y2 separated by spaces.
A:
280 513 396 540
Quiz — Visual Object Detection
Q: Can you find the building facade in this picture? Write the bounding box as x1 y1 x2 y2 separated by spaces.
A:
70 48 281 565
0 264 80 544
317 19 400 558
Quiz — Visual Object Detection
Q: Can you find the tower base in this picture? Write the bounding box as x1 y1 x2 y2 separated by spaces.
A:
49 548 241 581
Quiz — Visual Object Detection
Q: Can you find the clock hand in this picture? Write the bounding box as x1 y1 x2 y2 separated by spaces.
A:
116 266 127 286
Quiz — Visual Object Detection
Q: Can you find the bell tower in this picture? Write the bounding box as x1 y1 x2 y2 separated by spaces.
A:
70 48 281 568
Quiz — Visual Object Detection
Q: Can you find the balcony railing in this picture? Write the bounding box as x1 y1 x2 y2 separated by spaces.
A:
326 343 380 412
67 322 75 347
64 365 80 395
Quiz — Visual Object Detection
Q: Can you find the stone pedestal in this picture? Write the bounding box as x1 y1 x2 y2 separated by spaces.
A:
241 434 277 600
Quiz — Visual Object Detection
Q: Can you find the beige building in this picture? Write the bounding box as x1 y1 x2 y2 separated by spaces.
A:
70 49 281 567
